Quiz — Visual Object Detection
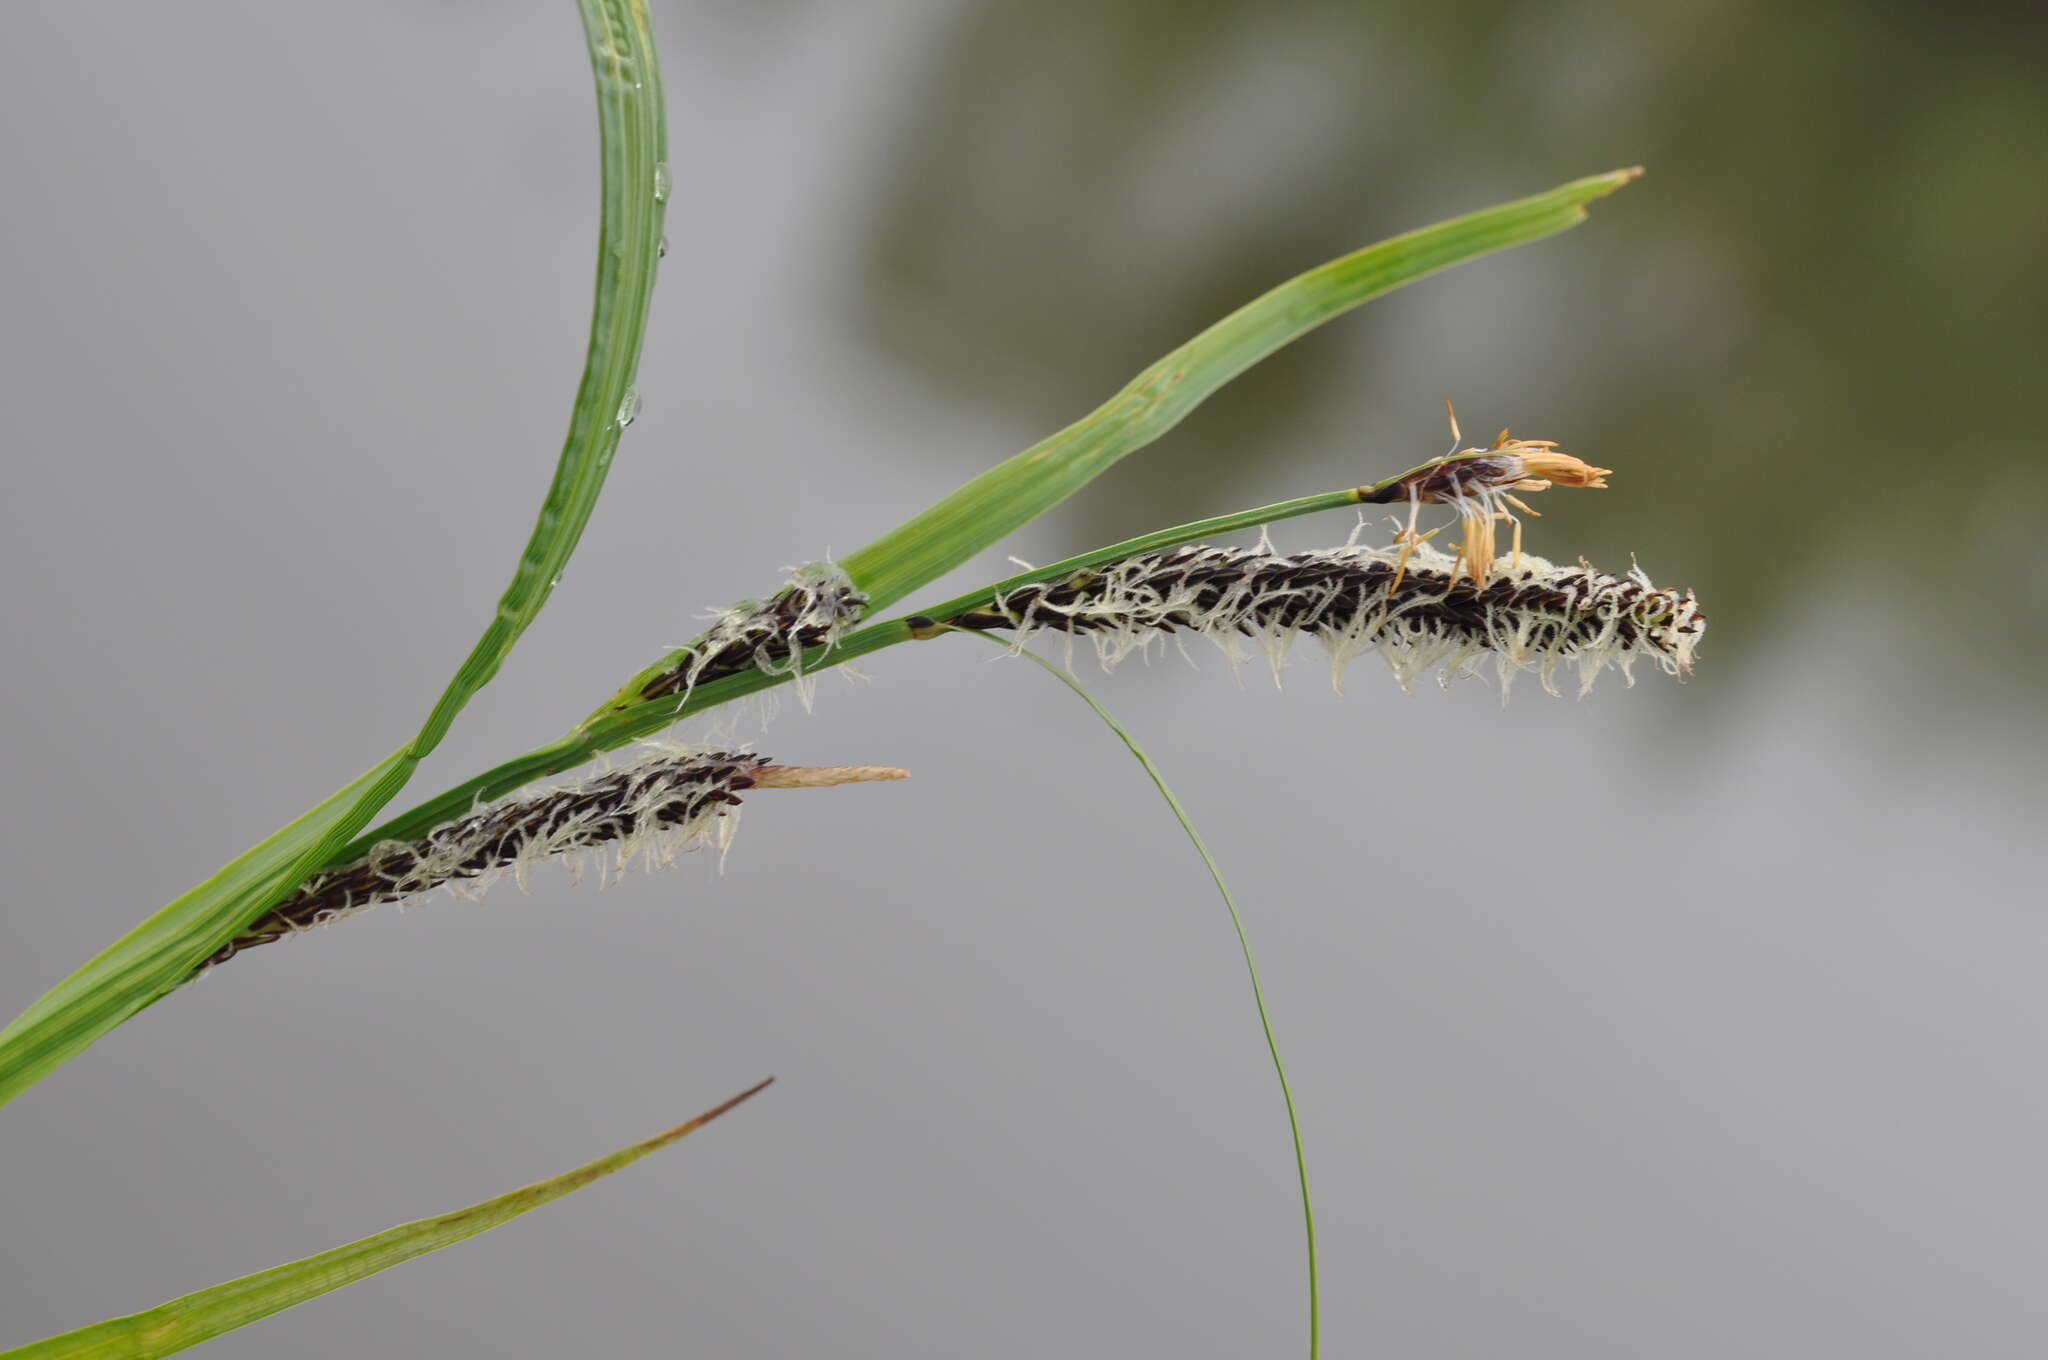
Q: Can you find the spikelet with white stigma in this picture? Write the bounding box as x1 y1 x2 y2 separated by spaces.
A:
203 747 767 965
200 750 894 973
640 562 866 709
953 540 1702 697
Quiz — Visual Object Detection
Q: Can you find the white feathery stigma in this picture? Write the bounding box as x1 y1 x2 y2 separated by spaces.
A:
955 540 1703 698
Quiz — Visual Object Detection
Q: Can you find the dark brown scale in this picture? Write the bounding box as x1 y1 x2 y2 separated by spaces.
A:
206 751 765 968
639 581 867 702
1371 454 1523 505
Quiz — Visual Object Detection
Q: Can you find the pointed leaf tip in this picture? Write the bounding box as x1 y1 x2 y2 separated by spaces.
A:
0 1076 775 1360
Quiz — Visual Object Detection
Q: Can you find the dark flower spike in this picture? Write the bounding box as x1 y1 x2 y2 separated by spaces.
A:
637 563 868 706
953 539 1702 697
206 747 906 966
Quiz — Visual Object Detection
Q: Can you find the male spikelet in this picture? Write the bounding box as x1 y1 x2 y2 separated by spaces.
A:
1378 418 1612 587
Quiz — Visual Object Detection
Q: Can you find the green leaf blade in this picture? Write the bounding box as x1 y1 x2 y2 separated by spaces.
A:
0 0 669 1104
1 1080 771 1360
0 750 413 1107
411 0 669 752
837 168 1640 612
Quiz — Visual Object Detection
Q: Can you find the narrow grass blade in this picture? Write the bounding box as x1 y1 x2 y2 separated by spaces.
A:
410 0 669 753
837 168 1640 612
0 752 409 1105
0 0 668 1105
0 1079 771 1360
964 632 1319 1358
590 170 1638 713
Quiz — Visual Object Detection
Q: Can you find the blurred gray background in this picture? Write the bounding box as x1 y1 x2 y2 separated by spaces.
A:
3 1 2045 1355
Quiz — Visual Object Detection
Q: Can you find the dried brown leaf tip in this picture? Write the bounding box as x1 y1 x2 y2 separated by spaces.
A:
751 765 909 788
1381 403 1613 587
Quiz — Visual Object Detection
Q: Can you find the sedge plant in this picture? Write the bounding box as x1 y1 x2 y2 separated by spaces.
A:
0 3 1689 1354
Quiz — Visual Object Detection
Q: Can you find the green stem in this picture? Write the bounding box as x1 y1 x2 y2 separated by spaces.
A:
963 631 1318 1360
333 621 915 860
337 447 1491 869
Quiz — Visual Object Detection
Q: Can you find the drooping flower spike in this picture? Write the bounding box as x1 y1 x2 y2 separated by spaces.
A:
950 538 1701 697
205 748 907 967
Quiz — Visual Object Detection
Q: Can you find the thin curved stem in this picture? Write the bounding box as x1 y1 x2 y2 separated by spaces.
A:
964 630 1319 1360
